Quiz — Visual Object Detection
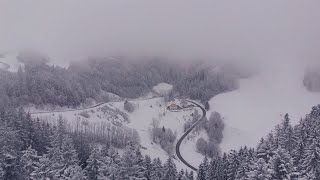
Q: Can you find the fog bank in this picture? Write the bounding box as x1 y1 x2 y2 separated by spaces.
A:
1 0 320 68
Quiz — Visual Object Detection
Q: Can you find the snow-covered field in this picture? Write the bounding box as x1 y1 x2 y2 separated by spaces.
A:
209 61 320 152
32 96 205 171
153 83 173 96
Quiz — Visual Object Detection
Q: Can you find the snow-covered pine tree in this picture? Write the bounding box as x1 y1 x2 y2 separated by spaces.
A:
0 123 23 180
300 139 320 179
20 146 40 179
269 148 295 179
62 165 86 180
236 146 254 180
246 158 272 180
84 148 111 180
162 157 177 180
151 157 163 180
276 114 295 154
292 120 307 165
144 155 152 180
189 171 194 180
34 132 82 179
206 155 226 180
197 156 208 180
117 143 145 179
178 169 185 180
226 150 240 180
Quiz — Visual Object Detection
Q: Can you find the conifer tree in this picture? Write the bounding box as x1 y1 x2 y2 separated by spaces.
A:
151 158 163 180
247 158 272 180
162 157 177 180
20 146 40 179
300 139 320 179
269 148 295 179
144 155 152 180
197 157 208 180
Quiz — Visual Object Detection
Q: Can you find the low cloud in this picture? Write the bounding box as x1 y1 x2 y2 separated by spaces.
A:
1 0 320 67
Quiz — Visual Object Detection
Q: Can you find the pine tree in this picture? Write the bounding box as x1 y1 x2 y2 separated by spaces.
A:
84 148 111 180
144 155 152 180
300 139 320 179
117 143 145 179
34 134 82 179
189 171 194 180
162 157 177 180
20 146 40 179
206 155 225 180
292 119 307 165
0 124 22 180
1 150 19 180
247 158 272 180
62 165 86 180
178 169 185 180
269 148 295 179
197 157 208 180
151 158 163 180
226 150 240 180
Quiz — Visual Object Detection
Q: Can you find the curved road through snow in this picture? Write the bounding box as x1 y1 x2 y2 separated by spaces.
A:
176 100 206 171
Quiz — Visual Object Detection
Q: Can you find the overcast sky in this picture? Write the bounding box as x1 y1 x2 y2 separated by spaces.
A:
1 0 320 65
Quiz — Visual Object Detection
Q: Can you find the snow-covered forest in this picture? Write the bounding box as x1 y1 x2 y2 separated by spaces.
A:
2 0 320 179
0 56 238 109
1 54 320 179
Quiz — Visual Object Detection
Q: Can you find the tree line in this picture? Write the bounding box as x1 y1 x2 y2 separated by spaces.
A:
0 56 238 109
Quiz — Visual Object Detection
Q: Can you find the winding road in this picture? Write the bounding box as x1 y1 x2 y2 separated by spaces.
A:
175 100 206 171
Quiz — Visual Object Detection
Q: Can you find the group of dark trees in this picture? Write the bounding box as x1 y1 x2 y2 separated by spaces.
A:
151 119 177 155
197 105 320 179
185 110 225 158
0 56 238 109
0 104 192 180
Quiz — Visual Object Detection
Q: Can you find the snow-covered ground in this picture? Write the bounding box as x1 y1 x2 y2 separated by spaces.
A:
31 96 204 171
179 129 208 169
209 61 320 152
109 98 206 170
153 83 173 96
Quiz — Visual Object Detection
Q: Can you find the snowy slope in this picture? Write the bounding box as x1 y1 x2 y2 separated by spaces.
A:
209 61 320 152
108 97 204 170
31 96 205 171
153 83 173 96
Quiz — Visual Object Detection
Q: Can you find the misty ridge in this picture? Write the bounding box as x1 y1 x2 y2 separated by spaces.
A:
2 0 320 180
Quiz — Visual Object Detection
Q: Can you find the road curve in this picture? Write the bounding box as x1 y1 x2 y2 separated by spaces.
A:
175 100 206 171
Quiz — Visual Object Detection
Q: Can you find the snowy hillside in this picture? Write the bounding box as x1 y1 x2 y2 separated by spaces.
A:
31 96 206 170
153 83 173 96
209 61 320 152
